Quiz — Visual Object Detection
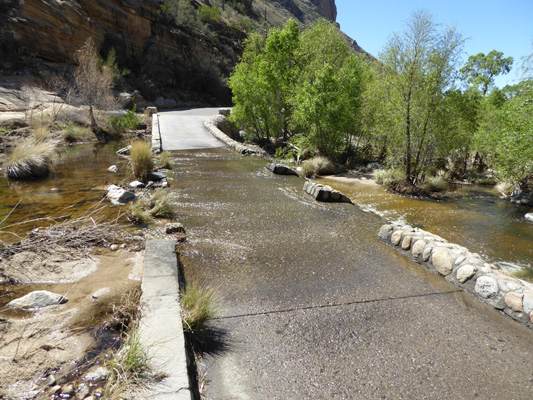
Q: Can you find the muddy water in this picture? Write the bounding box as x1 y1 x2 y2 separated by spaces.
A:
0 143 130 236
319 176 533 280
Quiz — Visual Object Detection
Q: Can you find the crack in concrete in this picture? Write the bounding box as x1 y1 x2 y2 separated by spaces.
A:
215 290 462 320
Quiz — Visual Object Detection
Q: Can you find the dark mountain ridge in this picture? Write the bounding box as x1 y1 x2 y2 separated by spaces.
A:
0 0 364 105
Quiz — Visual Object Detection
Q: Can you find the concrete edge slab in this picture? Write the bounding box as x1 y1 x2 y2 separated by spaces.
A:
138 239 192 400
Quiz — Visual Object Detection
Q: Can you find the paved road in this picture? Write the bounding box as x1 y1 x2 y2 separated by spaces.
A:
158 108 227 150
161 110 533 399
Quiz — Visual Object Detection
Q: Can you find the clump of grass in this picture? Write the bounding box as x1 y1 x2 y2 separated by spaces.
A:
420 175 450 193
496 181 514 196
63 122 77 143
181 281 218 336
32 123 51 142
466 168 497 186
130 140 154 182
5 138 54 180
375 168 406 187
104 330 151 399
300 156 336 178
148 189 177 219
126 198 153 225
158 151 173 169
126 190 177 224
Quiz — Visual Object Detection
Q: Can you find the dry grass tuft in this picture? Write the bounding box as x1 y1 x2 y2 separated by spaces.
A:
158 151 173 169
375 168 406 188
5 138 54 180
181 281 218 337
130 140 154 182
301 156 336 178
420 175 450 193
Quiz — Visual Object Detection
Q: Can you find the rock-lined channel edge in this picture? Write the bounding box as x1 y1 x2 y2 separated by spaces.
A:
379 223 533 328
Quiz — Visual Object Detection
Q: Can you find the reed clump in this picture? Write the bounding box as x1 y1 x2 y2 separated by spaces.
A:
130 140 154 182
5 137 54 180
300 156 336 178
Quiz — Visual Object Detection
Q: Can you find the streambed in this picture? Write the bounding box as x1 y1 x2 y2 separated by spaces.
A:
319 176 533 280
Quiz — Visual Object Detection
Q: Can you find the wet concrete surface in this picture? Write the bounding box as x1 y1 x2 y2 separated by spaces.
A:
167 147 533 399
158 108 228 151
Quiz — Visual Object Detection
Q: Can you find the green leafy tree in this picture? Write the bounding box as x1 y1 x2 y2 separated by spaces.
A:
228 20 300 142
492 79 533 188
460 50 513 96
377 9 465 183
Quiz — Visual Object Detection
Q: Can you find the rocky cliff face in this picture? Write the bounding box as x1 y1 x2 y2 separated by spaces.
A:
0 0 350 105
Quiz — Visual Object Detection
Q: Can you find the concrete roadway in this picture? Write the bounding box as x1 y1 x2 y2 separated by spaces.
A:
158 108 227 151
161 108 533 400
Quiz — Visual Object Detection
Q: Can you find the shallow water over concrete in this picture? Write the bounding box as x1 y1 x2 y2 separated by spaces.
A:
319 176 533 280
170 148 533 399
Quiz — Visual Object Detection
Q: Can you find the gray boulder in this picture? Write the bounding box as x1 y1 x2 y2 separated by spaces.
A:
116 145 131 156
266 163 299 176
303 181 352 204
107 185 135 205
7 290 67 309
148 172 167 182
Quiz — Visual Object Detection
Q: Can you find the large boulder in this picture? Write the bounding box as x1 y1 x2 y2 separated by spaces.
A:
7 290 67 309
107 185 135 205
266 163 299 176
303 181 352 204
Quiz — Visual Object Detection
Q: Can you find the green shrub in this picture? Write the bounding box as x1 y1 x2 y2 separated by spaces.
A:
420 176 450 193
301 156 336 178
158 151 173 169
197 4 221 24
5 138 54 180
130 140 154 182
375 168 406 187
109 105 143 135
63 122 77 143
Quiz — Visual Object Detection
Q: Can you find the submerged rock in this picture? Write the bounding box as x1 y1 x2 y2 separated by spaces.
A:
303 181 352 204
108 165 118 173
7 290 67 309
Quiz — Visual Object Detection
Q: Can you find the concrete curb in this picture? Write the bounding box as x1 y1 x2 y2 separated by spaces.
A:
138 239 192 399
204 114 269 158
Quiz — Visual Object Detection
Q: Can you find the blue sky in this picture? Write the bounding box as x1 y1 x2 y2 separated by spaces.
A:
336 0 533 88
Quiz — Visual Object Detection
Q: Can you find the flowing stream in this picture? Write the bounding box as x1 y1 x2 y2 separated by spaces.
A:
319 176 533 280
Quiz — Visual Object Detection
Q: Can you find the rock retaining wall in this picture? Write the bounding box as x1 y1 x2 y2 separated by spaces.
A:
378 223 533 328
204 114 269 157
304 181 353 204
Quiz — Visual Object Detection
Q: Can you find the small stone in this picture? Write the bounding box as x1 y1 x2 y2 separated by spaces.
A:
91 288 110 299
107 165 118 173
62 384 75 396
522 290 533 314
110 244 119 251
129 180 145 189
391 231 403 246
165 223 185 234
75 383 90 399
422 246 432 262
403 225 414 231
84 366 109 381
107 185 135 205
432 250 453 276
475 276 499 299
411 239 426 258
525 213 533 222
148 171 166 182
378 225 393 240
455 256 466 265
401 235 412 250
50 385 62 394
7 290 67 309
504 292 524 312
456 264 477 283
44 375 56 387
